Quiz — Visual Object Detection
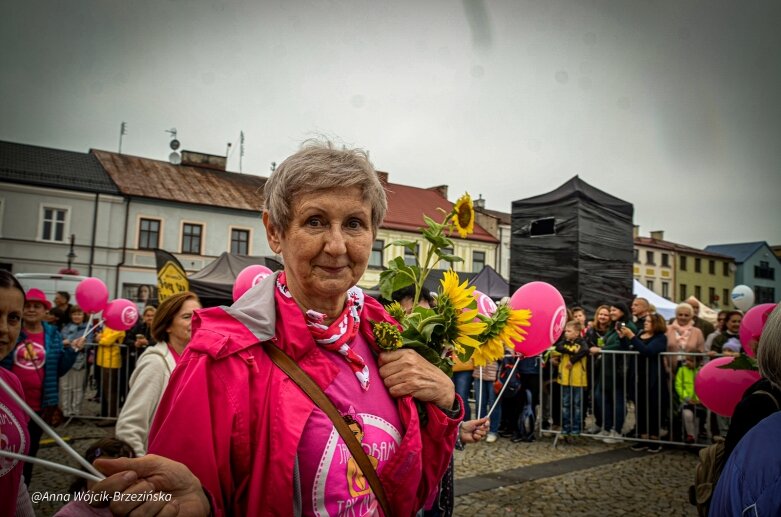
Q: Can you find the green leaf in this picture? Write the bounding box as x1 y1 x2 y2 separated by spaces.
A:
716 354 759 371
435 253 463 264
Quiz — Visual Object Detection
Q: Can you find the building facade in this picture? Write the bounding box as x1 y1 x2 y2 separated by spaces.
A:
705 242 781 304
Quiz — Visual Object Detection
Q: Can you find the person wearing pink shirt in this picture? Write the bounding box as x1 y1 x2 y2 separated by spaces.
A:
91 142 461 516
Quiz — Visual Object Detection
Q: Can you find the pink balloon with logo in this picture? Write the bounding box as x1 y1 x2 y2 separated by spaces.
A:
75 277 109 314
103 298 139 331
233 265 273 302
739 303 777 357
473 290 497 316
508 281 566 356
694 356 761 417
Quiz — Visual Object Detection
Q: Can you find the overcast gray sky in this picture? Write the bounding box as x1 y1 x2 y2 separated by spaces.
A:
2 0 779 249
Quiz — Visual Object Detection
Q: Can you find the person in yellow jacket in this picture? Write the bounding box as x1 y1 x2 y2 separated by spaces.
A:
675 354 703 443
553 321 589 439
97 325 125 418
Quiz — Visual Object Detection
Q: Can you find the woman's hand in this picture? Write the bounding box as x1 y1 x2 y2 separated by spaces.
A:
91 455 211 516
589 346 601 356
378 349 456 410
460 417 489 444
620 327 635 339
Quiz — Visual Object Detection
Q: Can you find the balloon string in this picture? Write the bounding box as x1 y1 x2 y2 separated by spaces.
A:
0 450 103 483
486 357 520 420
477 366 483 420
81 319 104 340
0 375 104 480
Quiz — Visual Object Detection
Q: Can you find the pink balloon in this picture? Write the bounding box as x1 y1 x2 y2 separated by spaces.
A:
233 265 273 302
103 299 139 331
508 281 566 356
75 277 109 314
694 356 761 417
739 303 777 357
473 290 497 316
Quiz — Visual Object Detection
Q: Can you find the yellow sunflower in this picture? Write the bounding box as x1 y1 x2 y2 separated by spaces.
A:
472 306 532 366
440 270 475 311
439 270 486 354
451 193 475 238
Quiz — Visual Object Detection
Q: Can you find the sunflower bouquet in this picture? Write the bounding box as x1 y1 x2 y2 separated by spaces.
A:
372 193 531 376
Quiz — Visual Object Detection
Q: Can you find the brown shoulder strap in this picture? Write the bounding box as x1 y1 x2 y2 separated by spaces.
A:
753 389 781 411
261 341 392 517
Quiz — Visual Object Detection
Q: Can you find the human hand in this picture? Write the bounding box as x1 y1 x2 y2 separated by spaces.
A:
135 336 149 348
620 327 635 339
72 337 86 351
566 363 573 370
378 349 456 410
589 346 601 356
460 417 489 444
91 455 210 516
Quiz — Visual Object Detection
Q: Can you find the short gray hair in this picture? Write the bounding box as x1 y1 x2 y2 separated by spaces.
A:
757 304 781 389
263 140 387 234
676 302 694 316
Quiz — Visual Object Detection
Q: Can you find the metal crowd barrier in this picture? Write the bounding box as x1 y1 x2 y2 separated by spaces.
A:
536 349 724 449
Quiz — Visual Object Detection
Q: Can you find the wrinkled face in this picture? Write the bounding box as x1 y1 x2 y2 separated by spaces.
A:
0 287 24 361
166 299 201 347
676 309 693 325
264 187 373 312
609 306 624 322
23 300 46 326
143 308 156 326
596 308 610 326
726 314 742 334
631 299 648 316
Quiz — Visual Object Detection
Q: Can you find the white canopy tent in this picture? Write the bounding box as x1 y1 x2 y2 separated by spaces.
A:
632 280 677 321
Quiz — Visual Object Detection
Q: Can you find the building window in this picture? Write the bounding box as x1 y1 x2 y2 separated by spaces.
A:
438 247 454 269
646 251 655 265
709 287 716 305
708 260 715 275
472 251 486 273
138 218 161 249
662 281 670 299
695 258 701 273
404 244 419 266
680 256 687 271
723 289 730 307
723 262 729 276
695 285 702 300
182 223 203 254
680 284 687 300
755 261 775 280
231 229 249 255
633 249 639 263
40 206 68 242
756 286 776 304
661 253 669 267
646 279 654 290
370 240 384 268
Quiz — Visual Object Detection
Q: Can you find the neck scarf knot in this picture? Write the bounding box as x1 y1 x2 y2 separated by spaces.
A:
275 272 370 390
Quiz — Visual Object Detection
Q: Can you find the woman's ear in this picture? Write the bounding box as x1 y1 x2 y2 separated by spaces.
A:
263 211 283 254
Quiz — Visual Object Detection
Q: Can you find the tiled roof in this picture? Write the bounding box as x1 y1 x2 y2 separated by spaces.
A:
635 236 733 259
477 207 511 226
0 140 120 194
704 242 769 264
92 150 266 212
383 182 498 243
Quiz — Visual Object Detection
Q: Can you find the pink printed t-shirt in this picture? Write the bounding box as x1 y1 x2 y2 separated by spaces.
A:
12 331 46 411
0 368 31 517
297 332 402 517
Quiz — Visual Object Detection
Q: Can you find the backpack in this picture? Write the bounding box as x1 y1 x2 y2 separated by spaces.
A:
688 389 780 516
517 389 536 442
497 357 523 398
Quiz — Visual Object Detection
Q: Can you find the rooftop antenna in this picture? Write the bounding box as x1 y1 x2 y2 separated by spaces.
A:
239 131 245 173
270 161 276 172
226 142 232 158
118 122 127 154
166 128 181 165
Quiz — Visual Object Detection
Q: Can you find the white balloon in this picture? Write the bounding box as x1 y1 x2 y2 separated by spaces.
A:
731 285 755 311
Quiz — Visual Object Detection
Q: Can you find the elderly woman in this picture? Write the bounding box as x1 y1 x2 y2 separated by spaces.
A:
665 303 705 374
115 292 200 456
92 142 461 516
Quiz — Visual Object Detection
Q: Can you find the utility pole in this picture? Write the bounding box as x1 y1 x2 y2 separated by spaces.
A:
119 122 127 153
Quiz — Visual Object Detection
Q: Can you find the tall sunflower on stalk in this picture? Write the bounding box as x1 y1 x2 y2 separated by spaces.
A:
372 193 532 376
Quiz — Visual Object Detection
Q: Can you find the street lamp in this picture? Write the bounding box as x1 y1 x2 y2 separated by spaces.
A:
66 234 77 270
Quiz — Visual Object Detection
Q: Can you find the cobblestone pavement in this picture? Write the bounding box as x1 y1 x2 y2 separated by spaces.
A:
27 417 699 516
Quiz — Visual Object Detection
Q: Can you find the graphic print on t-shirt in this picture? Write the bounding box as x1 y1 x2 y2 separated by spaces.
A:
13 341 46 371
0 401 27 476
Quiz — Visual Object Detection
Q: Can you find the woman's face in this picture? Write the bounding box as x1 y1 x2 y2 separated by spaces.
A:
643 317 654 333
166 299 201 348
676 309 693 326
23 300 46 327
0 287 24 360
264 186 373 313
596 308 610 326
143 308 156 326
138 285 150 300
609 306 624 322
726 314 742 334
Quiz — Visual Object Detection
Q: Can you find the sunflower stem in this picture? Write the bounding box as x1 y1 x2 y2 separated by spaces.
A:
414 209 456 307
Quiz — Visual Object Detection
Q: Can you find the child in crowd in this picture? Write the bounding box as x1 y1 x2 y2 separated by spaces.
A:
571 307 588 336
554 321 589 441
54 437 136 516
59 305 88 417
675 355 705 444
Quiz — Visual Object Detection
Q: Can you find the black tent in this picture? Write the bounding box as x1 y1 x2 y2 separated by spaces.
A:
188 252 283 307
469 265 510 300
510 176 634 317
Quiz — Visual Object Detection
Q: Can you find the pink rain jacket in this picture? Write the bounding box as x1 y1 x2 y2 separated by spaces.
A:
148 274 461 516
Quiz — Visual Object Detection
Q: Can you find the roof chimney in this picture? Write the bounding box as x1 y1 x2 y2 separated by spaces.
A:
376 171 389 184
474 194 486 210
650 230 664 241
428 184 448 199
633 225 640 238
180 150 227 171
